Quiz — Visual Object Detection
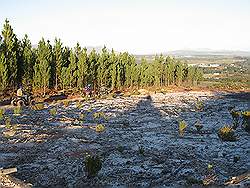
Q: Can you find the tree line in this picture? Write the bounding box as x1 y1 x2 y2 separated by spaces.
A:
0 19 203 95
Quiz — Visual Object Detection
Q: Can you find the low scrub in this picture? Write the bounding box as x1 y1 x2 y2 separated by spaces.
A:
179 120 187 137
95 124 105 132
218 126 237 142
242 111 250 132
84 154 102 178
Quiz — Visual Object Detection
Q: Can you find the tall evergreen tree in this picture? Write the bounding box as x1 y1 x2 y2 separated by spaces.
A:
1 19 18 88
67 49 77 88
20 34 35 88
33 38 52 96
53 38 63 90
77 48 88 89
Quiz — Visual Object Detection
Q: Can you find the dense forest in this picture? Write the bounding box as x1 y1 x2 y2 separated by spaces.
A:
0 19 203 95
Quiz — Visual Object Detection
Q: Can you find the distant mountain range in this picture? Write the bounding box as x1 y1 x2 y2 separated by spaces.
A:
32 44 250 57
164 49 250 57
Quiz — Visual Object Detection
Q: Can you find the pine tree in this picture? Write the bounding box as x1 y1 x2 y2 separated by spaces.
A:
53 38 63 90
0 53 8 91
88 49 99 90
68 49 77 88
20 34 35 88
97 46 110 89
77 48 88 89
1 19 18 88
33 38 52 96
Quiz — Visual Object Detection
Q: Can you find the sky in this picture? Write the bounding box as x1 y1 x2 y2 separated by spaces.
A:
0 0 250 54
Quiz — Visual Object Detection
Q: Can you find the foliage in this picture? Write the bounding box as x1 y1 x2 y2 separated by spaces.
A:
179 120 187 136
13 106 22 116
0 20 204 94
230 110 241 129
93 111 105 119
0 108 5 120
79 113 85 120
84 154 102 178
49 107 57 117
95 124 105 132
242 111 250 132
195 99 204 111
5 116 11 129
117 145 125 153
63 100 69 107
194 120 203 132
218 126 237 142
138 145 145 155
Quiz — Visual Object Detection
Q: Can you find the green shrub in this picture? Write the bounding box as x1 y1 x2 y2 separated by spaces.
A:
138 146 145 155
117 145 124 153
242 111 250 132
195 100 203 111
49 107 57 117
194 120 203 132
63 100 69 107
230 110 241 129
13 106 22 116
179 120 187 136
0 109 5 120
218 126 237 142
5 117 11 129
95 124 105 132
84 155 102 177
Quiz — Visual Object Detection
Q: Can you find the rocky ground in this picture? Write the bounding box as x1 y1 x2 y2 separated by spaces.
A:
0 91 249 187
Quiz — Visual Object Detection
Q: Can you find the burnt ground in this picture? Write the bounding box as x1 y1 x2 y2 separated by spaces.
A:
0 91 249 187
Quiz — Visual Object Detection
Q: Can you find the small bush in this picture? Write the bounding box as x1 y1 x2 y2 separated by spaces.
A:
63 100 69 107
138 146 145 155
84 155 102 178
5 117 11 129
95 124 105 132
13 106 22 116
230 110 241 129
76 100 83 108
194 120 203 132
93 112 105 119
79 113 85 121
0 109 5 120
117 145 124 153
242 111 250 132
49 107 57 117
195 100 203 111
179 120 187 136
218 126 237 142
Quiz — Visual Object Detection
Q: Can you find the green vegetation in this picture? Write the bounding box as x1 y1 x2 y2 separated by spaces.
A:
49 107 57 117
230 110 241 129
218 126 237 142
178 120 187 136
138 146 145 156
0 19 203 95
13 106 22 116
84 154 102 178
95 124 105 132
242 111 250 132
194 120 203 132
5 117 11 129
0 108 5 120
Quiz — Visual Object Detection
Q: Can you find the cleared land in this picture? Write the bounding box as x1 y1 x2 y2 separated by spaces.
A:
0 91 249 187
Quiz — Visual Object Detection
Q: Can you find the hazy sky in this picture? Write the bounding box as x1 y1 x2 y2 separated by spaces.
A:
1 0 250 54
